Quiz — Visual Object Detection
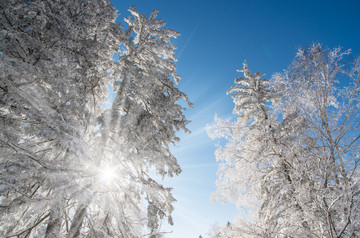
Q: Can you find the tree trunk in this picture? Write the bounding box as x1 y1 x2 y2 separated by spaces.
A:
45 209 62 238
67 203 88 238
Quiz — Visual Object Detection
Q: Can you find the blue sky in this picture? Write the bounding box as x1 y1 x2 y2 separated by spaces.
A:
111 0 360 237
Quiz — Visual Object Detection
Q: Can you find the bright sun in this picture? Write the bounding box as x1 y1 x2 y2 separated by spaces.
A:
99 167 115 185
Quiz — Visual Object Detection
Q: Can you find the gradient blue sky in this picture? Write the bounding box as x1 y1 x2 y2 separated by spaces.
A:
111 0 360 237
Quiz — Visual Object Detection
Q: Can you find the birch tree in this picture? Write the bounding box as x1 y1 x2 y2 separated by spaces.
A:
208 44 360 237
0 1 190 237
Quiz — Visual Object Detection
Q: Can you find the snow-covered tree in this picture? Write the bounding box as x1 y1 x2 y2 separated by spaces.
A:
208 44 360 237
0 1 190 237
273 44 360 237
68 6 192 237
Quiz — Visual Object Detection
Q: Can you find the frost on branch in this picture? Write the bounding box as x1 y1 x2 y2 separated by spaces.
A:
208 44 360 237
0 1 191 237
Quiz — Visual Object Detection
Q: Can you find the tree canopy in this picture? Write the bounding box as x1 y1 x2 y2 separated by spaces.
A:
208 44 360 238
0 0 191 237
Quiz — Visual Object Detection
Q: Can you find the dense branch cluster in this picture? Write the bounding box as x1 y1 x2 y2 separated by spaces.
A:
0 0 191 237
208 44 360 238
